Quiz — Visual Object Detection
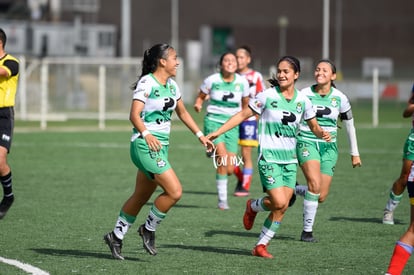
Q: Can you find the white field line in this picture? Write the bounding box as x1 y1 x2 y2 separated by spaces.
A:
0 256 49 275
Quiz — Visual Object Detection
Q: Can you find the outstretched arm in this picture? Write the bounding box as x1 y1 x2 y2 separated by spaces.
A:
175 99 214 151
207 106 255 141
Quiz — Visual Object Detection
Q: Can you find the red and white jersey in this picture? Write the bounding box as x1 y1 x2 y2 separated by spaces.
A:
238 69 265 98
239 69 266 121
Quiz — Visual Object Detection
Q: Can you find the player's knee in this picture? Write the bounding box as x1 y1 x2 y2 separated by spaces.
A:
170 189 182 202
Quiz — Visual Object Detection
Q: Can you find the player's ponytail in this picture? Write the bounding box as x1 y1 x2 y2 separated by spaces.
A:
131 43 173 90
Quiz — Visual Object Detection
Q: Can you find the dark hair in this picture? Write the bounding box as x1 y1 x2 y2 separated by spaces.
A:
268 55 301 87
237 45 252 56
217 51 236 72
0 28 7 48
316 59 337 88
131 43 173 90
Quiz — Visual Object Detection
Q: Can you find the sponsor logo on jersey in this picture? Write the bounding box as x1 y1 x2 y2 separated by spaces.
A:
253 100 263 108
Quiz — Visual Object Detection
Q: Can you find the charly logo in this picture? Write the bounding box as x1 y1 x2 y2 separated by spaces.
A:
207 147 244 169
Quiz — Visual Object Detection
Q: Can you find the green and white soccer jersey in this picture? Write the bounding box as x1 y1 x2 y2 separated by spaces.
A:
298 86 351 143
131 73 181 145
200 73 250 123
249 86 316 164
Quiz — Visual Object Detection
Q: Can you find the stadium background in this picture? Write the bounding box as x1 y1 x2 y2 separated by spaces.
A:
2 0 413 77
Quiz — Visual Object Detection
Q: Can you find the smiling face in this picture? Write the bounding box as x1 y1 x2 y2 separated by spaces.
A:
162 48 179 77
314 61 336 86
276 60 299 89
220 53 238 75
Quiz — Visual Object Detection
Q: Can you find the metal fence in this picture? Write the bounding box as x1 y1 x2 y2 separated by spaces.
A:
16 56 412 130
17 56 184 129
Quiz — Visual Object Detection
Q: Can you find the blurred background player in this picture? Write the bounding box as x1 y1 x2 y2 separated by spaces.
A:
383 83 414 225
0 28 19 219
233 46 266 196
194 52 250 209
295 59 361 242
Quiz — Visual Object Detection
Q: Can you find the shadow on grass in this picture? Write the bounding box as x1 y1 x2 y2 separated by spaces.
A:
145 202 206 209
161 244 250 256
183 190 217 196
152 189 217 196
30 248 142 262
204 230 296 241
329 216 405 225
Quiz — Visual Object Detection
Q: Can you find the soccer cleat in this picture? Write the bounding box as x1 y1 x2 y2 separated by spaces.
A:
234 189 249 197
234 183 249 197
0 196 14 219
103 232 124 260
383 209 394 225
218 201 230 210
243 199 257 230
138 224 157 255
288 192 296 207
300 231 318 242
252 244 273 259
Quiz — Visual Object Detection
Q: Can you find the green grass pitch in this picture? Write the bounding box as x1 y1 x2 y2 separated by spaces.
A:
0 100 413 274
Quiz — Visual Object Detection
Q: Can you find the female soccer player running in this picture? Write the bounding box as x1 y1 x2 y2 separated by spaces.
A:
103 44 213 259
207 56 330 258
194 52 250 210
295 59 362 242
